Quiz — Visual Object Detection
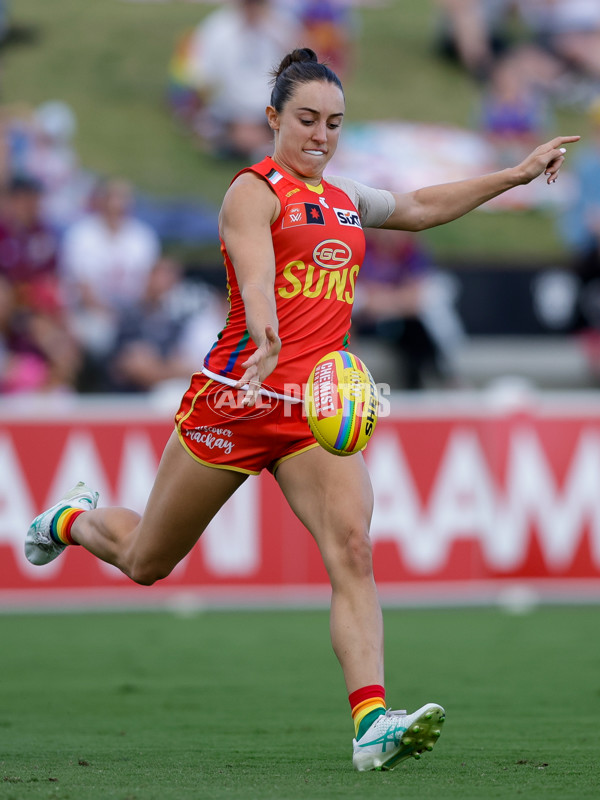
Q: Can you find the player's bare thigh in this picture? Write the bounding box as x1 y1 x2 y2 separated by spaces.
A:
275 445 374 562
124 431 248 582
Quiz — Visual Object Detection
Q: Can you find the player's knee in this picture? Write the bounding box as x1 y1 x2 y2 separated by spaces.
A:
347 528 374 576
128 558 173 586
330 523 373 580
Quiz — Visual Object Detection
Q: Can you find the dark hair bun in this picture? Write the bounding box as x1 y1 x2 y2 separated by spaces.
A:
269 47 343 111
274 48 318 80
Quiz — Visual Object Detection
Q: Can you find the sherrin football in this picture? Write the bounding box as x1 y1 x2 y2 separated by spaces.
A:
304 350 378 456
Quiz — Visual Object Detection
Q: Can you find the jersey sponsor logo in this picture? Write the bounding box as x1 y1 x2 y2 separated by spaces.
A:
318 196 330 209
282 202 325 228
334 207 362 227
313 239 352 269
266 168 283 185
286 187 301 197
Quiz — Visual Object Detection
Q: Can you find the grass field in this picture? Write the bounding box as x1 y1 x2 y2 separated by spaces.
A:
1 606 598 799
1 0 592 262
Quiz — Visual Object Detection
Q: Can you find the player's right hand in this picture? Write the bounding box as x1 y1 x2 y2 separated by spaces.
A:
235 325 281 407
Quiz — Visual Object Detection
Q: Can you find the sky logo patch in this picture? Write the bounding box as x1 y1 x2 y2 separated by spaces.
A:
334 208 362 227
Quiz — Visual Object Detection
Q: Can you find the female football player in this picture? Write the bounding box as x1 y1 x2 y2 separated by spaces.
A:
26 48 578 770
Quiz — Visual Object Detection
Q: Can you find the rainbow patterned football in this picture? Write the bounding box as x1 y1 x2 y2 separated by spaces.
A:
304 350 378 456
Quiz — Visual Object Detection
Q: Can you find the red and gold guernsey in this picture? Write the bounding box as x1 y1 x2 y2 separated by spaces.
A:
204 156 366 398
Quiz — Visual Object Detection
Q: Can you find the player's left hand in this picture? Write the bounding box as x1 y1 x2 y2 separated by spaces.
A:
235 324 281 407
517 135 581 185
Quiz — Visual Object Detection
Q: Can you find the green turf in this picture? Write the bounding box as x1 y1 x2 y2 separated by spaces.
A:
0 606 598 799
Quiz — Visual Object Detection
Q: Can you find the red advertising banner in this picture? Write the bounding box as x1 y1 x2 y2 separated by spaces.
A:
2 394 600 609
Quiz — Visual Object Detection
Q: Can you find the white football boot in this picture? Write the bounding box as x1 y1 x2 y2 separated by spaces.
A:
25 481 99 565
352 703 445 771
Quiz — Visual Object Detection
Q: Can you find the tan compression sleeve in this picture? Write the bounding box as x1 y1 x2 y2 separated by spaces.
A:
326 175 395 228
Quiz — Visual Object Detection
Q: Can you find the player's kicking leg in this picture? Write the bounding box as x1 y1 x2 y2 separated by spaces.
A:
25 431 247 584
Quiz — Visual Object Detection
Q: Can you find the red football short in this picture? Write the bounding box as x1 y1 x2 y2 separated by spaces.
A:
174 374 319 474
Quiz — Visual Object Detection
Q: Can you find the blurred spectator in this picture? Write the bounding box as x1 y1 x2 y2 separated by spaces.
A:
556 100 600 339
436 0 600 106
24 101 94 233
518 0 600 85
170 0 300 159
0 174 58 294
433 0 517 80
299 0 358 81
353 228 465 390
1 101 94 233
1 105 37 182
552 99 600 380
0 275 49 393
167 27 205 130
59 177 161 388
557 100 600 260
107 256 226 393
0 175 80 392
477 48 552 164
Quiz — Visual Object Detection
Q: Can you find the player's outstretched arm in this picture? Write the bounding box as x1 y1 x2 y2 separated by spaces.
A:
382 135 581 232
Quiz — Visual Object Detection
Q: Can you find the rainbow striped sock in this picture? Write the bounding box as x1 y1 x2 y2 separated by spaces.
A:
349 684 386 739
50 507 84 546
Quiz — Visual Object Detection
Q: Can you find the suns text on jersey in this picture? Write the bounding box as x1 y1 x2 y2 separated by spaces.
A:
278 261 360 304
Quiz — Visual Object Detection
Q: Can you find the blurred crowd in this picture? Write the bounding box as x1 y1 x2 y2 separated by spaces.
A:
168 0 358 160
435 0 600 383
436 0 600 155
0 100 226 397
3 0 600 395
168 0 600 164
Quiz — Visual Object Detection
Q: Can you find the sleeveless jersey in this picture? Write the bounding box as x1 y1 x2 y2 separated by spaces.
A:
204 156 366 398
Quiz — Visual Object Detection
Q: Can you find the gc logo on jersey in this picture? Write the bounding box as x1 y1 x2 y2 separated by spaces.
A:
313 239 352 269
334 208 362 227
